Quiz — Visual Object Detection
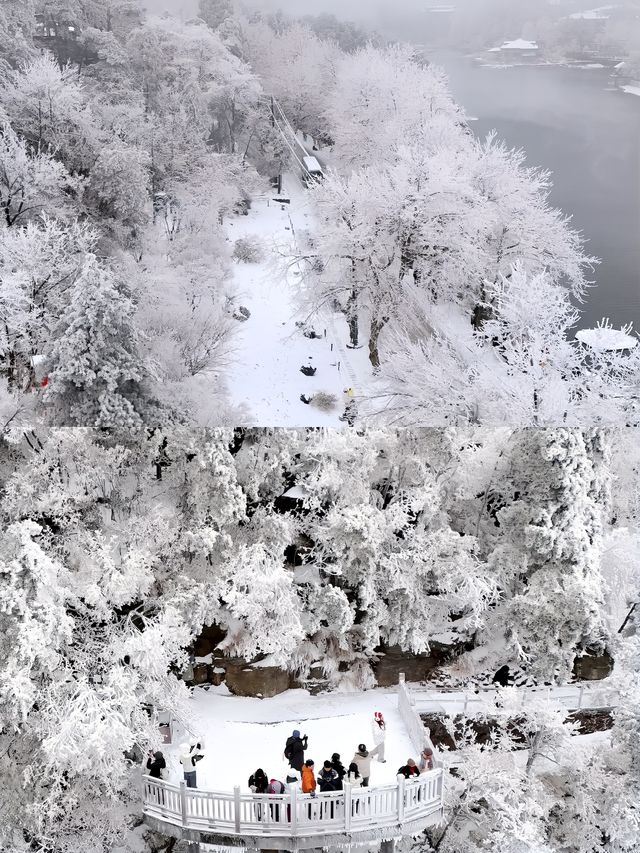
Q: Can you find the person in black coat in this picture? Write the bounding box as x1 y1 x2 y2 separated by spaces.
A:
318 761 340 792
146 751 166 779
284 729 308 772
248 768 269 793
331 752 346 782
397 759 421 779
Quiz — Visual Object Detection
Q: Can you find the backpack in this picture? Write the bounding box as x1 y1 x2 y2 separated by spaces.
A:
284 738 294 760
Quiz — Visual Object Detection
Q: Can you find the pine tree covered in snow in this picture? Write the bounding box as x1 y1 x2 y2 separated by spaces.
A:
44 254 150 428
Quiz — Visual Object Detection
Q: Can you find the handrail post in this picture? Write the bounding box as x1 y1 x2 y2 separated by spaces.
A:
399 671 405 686
290 785 297 834
343 782 352 831
397 775 405 823
180 780 188 827
234 785 241 833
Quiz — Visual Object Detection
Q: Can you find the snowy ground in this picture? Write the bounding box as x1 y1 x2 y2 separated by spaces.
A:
621 84 640 97
223 171 371 427
163 686 416 791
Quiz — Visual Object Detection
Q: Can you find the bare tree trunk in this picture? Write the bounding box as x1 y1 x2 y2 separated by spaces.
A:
368 316 388 370
526 730 543 775
347 290 359 348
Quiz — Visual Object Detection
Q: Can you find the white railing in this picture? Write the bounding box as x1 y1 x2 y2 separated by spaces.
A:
410 683 619 715
143 770 444 840
398 672 435 755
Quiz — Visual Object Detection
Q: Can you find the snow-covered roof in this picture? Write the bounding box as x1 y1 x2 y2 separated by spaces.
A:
282 485 310 499
576 326 638 352
302 156 323 173
488 39 539 52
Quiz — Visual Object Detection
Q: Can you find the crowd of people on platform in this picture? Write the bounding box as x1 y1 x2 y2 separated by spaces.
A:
247 712 435 799
145 712 436 798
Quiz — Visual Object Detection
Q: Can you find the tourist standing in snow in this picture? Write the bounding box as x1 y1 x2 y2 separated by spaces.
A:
285 769 301 788
397 759 420 779
351 744 373 786
370 711 387 762
249 768 269 820
284 729 308 771
346 762 363 816
346 762 363 786
267 778 285 821
318 761 340 792
146 750 166 779
331 752 346 782
180 742 204 788
419 748 434 773
301 759 317 794
248 768 269 793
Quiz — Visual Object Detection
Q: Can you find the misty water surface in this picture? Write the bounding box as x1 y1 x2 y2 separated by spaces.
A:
424 51 640 331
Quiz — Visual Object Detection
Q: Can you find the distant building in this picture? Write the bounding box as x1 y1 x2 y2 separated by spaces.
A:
34 12 98 67
34 12 79 42
487 39 540 63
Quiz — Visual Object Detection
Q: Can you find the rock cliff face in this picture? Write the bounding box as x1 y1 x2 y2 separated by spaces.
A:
573 651 614 681
187 626 614 698
373 641 473 687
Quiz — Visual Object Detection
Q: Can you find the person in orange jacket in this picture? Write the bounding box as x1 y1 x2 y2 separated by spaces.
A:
301 759 317 794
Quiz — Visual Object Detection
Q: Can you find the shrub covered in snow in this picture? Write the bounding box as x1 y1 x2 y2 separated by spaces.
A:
233 235 266 264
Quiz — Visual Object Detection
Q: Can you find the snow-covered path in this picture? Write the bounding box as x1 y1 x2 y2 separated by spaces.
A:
224 173 371 426
165 687 415 791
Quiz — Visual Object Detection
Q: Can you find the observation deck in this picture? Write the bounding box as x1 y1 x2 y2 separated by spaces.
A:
142 770 444 850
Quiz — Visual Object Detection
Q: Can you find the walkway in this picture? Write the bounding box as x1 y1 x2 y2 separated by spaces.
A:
224 173 370 427
143 770 443 850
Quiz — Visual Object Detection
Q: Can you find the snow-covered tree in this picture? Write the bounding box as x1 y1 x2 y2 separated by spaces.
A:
0 215 94 390
469 429 612 681
0 122 82 227
3 54 100 172
44 254 149 428
375 266 640 426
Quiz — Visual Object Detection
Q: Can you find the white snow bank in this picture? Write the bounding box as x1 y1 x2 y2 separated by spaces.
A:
621 84 640 98
163 687 417 791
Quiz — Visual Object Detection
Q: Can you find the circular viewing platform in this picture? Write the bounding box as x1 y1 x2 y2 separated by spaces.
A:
143 770 444 850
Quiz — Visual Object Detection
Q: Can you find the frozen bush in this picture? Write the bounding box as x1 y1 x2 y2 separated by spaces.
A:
310 391 338 412
233 235 265 264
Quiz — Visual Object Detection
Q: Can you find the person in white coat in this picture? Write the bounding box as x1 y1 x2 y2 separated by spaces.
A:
370 711 387 763
346 762 363 786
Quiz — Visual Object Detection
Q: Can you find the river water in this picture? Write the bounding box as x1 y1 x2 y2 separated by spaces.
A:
423 50 640 331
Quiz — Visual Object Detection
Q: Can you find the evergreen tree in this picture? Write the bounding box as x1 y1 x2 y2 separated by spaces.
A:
44 254 147 428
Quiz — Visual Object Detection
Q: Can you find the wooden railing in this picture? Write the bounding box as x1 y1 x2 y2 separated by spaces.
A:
143 770 444 840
